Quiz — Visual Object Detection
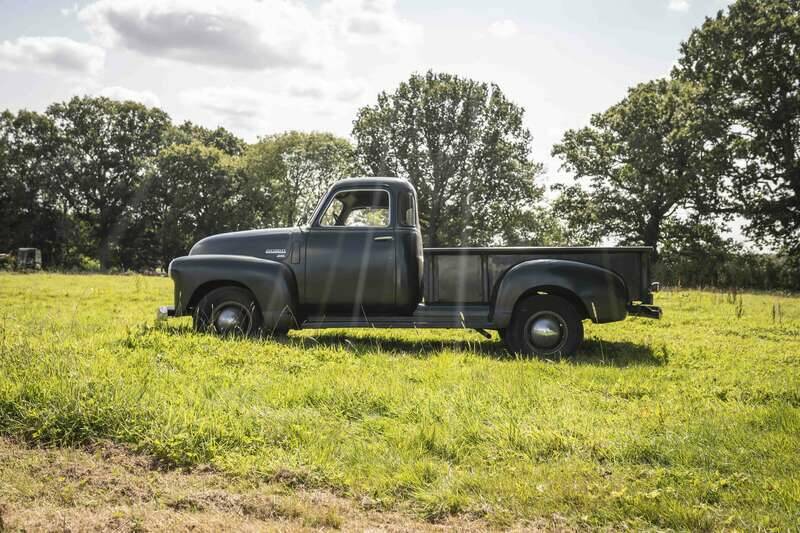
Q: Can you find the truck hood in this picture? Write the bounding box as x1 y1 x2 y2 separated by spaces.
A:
189 227 299 261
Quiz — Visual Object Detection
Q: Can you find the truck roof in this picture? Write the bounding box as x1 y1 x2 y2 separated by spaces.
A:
332 176 414 191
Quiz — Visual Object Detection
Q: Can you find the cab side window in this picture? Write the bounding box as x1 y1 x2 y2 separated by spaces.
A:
319 197 344 226
398 191 416 227
319 189 390 227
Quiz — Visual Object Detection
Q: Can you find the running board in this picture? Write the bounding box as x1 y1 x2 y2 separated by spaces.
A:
301 304 493 330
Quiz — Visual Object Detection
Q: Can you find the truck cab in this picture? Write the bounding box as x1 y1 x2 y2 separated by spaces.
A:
301 178 423 315
163 177 661 356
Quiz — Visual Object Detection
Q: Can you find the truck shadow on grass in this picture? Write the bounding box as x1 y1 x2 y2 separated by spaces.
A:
286 332 665 367
151 324 664 366
573 338 666 366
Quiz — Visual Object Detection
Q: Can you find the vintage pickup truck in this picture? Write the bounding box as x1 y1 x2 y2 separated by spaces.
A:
159 177 661 356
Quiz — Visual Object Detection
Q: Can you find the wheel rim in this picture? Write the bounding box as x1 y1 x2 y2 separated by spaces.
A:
211 301 252 335
525 311 566 352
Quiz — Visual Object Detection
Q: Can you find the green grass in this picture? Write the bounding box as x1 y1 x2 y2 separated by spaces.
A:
0 273 798 530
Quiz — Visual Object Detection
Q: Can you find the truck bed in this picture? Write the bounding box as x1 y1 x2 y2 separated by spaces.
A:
423 246 653 305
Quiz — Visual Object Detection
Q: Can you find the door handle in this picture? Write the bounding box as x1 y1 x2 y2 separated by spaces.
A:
373 235 393 241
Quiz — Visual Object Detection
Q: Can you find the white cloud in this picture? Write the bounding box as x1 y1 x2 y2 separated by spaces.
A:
668 0 690 12
60 3 79 17
79 0 332 70
487 19 519 39
180 86 269 130
320 0 422 48
181 86 265 117
180 80 365 137
98 86 161 107
78 0 420 71
59 4 80 17
0 36 105 75
287 77 366 102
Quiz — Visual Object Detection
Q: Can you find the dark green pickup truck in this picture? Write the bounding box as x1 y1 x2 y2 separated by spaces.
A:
159 177 661 356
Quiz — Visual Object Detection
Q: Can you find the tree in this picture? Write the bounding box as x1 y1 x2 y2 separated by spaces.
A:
675 0 800 258
0 110 75 265
46 96 171 269
549 186 606 246
242 131 354 228
656 217 738 287
352 71 544 247
500 207 567 247
148 141 250 269
552 79 715 258
119 122 246 270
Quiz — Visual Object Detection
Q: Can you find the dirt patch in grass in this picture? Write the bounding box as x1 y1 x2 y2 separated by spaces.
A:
0 438 558 532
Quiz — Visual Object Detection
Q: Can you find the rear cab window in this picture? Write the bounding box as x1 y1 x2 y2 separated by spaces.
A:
398 191 416 227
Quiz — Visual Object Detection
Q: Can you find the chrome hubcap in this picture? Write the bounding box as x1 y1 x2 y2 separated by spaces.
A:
529 314 563 349
213 303 250 334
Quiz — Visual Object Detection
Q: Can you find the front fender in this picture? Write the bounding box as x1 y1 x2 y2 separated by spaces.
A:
168 254 298 330
491 259 628 328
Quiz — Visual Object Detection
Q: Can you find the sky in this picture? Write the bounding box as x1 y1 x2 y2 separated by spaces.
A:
0 0 733 187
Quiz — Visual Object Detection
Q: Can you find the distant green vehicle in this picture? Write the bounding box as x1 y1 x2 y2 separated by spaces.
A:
158 178 661 356
1 248 42 271
16 248 42 270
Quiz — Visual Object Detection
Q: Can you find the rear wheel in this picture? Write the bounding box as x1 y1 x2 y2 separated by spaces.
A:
194 286 263 338
505 294 583 357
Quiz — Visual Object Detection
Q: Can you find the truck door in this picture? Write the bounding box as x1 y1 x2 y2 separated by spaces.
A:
304 188 396 313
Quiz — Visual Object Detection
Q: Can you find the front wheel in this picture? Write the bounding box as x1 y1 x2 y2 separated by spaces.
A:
504 295 583 357
194 286 263 338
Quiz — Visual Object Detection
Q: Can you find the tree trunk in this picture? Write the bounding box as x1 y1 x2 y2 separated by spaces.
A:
98 240 111 271
427 216 439 247
643 215 662 263
97 217 114 271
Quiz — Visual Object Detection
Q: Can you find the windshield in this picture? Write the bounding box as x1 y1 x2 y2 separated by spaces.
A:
303 189 330 226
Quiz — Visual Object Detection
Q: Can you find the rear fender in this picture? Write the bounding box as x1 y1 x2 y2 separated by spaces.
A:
169 254 298 330
491 259 628 328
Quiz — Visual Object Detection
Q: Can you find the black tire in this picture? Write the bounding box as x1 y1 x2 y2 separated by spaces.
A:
504 294 583 357
194 286 263 338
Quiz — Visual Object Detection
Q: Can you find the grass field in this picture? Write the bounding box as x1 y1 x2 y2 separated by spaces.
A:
0 273 798 530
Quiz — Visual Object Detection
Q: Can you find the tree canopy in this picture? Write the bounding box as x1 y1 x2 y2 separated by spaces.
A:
2 45 800 289
46 96 172 268
675 0 800 258
146 141 249 269
242 131 355 228
0 97 363 270
0 110 66 264
352 71 545 247
552 79 715 258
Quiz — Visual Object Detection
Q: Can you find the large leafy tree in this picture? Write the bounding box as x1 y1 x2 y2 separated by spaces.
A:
116 122 249 269
242 131 354 228
147 141 250 269
552 79 715 258
0 110 75 265
675 0 800 257
352 71 544 247
46 96 171 269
